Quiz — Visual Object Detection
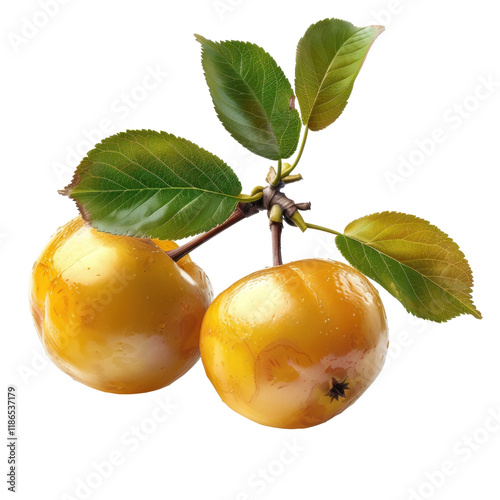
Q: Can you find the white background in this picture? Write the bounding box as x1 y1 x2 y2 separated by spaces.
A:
1 1 499 499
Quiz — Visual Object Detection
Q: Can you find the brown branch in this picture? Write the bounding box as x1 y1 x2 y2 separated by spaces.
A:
166 202 260 262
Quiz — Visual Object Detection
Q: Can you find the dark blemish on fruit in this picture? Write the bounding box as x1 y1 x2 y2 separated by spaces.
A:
325 376 349 403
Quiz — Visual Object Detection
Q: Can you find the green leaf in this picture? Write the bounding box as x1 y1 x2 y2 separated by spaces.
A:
61 130 242 240
196 35 301 161
296 18 383 131
335 212 482 322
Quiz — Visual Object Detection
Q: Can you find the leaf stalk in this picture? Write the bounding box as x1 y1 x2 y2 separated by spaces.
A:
281 128 309 178
305 223 342 236
270 208 284 266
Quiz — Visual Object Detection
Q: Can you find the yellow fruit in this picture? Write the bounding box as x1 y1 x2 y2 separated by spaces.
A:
200 259 388 428
30 217 212 394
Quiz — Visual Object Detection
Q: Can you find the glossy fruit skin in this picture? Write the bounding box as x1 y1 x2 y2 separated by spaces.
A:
200 259 388 429
30 217 212 394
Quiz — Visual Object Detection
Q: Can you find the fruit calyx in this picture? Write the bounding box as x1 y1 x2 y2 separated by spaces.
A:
326 377 350 403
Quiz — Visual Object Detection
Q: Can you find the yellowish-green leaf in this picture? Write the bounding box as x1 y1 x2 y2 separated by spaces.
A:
335 212 481 322
296 18 383 131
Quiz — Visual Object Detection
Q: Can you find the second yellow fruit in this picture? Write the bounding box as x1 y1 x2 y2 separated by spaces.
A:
200 259 388 428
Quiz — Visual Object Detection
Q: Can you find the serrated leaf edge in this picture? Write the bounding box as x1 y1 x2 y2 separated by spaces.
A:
196 34 300 160
296 18 384 130
60 129 242 238
336 211 482 322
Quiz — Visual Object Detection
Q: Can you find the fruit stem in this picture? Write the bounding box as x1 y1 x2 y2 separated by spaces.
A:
270 220 283 266
166 202 260 262
282 128 309 177
269 204 284 266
